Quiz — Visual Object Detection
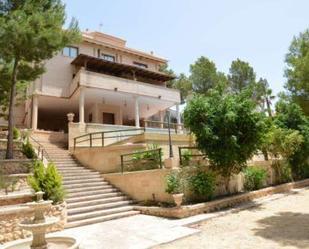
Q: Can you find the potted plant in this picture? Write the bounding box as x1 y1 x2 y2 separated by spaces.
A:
165 172 184 207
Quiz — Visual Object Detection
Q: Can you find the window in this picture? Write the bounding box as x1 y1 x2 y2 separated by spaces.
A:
62 46 78 58
101 54 115 62
133 61 148 68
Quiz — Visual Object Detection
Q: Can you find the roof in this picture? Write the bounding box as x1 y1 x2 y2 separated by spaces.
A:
71 54 175 82
82 32 168 63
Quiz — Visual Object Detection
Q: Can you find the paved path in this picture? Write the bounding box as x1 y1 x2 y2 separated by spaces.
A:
156 187 309 249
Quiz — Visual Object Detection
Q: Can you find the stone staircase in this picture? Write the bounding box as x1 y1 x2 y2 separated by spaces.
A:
32 131 139 228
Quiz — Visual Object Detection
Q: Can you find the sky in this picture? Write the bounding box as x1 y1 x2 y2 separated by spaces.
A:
63 0 309 97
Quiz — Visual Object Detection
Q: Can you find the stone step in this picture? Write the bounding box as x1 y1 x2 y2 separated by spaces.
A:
63 181 109 189
60 172 101 178
58 168 95 173
65 210 140 228
62 174 102 181
67 196 129 208
68 200 133 215
67 206 135 222
66 192 125 204
63 178 105 185
66 185 114 193
67 188 119 198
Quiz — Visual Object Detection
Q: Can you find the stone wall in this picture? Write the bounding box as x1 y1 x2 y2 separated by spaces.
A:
135 178 309 218
104 161 281 204
0 202 67 244
0 160 32 174
0 192 34 206
74 144 146 173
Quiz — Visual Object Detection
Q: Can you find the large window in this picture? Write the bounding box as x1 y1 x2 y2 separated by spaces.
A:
62 46 78 58
133 61 148 68
101 53 116 62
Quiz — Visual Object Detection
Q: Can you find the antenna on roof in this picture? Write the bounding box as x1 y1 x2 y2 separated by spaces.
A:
99 23 103 32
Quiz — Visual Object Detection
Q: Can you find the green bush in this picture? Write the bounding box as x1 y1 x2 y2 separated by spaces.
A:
165 172 182 194
188 170 215 200
27 161 65 204
13 127 20 140
243 166 267 191
181 149 192 167
22 139 36 159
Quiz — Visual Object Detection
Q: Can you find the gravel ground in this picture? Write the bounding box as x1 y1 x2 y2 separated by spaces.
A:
156 187 309 249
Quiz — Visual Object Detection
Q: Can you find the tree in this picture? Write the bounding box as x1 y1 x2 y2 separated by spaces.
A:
255 78 275 117
183 87 266 190
0 0 81 159
284 29 309 115
274 98 309 179
159 63 176 88
173 73 192 103
159 64 192 103
228 59 256 93
190 56 227 95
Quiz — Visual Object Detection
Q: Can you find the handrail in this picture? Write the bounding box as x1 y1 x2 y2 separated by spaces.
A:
178 146 207 166
28 136 51 162
74 127 146 149
120 148 162 173
144 120 185 134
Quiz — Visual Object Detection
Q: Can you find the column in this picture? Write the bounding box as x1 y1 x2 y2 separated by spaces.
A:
134 97 140 127
79 88 85 123
32 95 38 130
176 104 181 124
159 111 164 129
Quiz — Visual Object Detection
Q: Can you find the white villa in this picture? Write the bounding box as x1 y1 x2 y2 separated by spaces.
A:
3 31 181 132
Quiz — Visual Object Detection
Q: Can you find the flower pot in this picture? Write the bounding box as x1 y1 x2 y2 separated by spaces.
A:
172 193 184 207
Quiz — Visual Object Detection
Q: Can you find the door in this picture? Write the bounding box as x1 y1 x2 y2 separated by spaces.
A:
103 112 115 125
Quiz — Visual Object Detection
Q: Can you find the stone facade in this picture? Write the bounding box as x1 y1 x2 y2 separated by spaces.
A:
0 202 67 244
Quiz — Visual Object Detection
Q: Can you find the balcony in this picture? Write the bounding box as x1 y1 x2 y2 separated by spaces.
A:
71 68 180 104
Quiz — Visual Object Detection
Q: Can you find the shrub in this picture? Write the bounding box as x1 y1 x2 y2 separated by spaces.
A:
188 170 215 201
181 149 192 167
22 139 37 159
129 144 162 171
27 161 65 204
274 99 309 179
165 172 182 194
13 127 20 140
272 161 293 184
243 166 267 191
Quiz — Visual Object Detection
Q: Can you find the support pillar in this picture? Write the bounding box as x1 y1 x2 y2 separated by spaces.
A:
176 104 181 125
159 111 164 129
79 88 85 123
32 95 38 130
134 97 140 128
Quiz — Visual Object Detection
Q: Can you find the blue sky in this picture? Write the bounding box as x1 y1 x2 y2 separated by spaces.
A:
63 0 309 97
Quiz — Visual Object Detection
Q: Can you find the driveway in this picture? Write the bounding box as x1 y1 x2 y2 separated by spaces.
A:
156 187 309 249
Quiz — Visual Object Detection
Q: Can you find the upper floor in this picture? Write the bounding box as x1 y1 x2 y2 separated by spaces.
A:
31 31 175 99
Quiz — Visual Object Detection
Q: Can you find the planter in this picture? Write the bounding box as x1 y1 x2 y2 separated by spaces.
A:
172 193 184 207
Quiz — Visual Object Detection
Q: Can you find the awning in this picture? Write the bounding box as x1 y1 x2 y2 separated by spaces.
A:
71 54 175 82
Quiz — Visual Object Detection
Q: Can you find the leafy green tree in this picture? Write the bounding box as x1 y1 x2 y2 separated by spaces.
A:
159 63 176 88
173 73 192 103
0 0 81 159
184 88 266 190
190 56 227 95
274 98 309 178
159 64 192 103
284 29 309 115
228 59 256 93
255 78 275 117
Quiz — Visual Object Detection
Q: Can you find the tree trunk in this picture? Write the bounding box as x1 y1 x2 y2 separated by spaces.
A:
6 59 19 159
266 97 272 118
